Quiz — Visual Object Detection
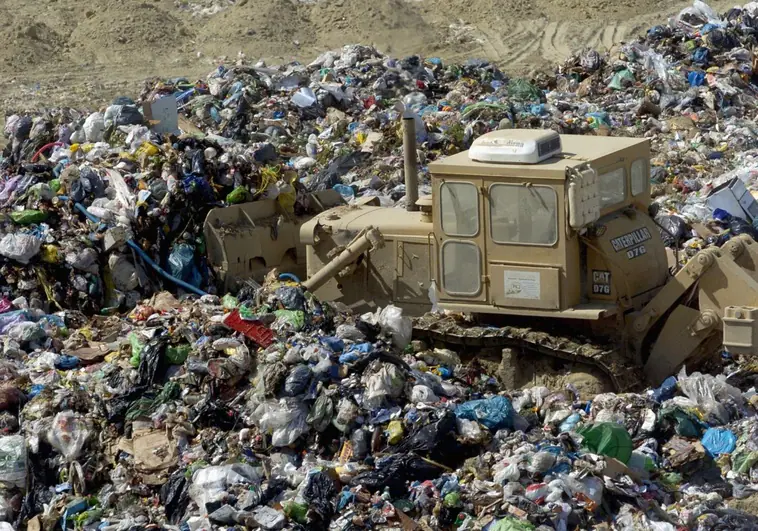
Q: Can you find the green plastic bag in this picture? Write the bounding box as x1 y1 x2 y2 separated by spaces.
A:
10 210 47 225
284 502 307 524
490 516 535 531
577 422 633 464
608 69 635 90
129 332 144 367
226 186 249 204
49 179 61 194
165 344 191 365
732 447 758 475
658 407 702 438
273 309 305 331
507 78 540 101
222 294 239 310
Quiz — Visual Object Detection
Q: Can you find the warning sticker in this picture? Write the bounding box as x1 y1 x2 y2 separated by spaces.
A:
504 270 541 300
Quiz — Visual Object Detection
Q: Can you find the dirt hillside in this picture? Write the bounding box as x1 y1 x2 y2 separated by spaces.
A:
0 0 735 112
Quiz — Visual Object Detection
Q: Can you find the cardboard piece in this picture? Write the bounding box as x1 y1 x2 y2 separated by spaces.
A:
143 95 179 135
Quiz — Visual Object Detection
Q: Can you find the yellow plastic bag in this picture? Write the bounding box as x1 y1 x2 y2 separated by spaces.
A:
387 420 404 445
276 173 298 214
40 245 60 264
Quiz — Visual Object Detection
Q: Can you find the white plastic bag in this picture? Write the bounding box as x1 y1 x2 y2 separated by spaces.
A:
411 384 438 404
0 233 41 264
48 411 90 461
493 461 520 483
677 368 744 424
363 363 405 409
191 463 262 510
0 435 27 489
252 398 309 447
83 112 105 142
377 305 413 349
108 254 139 291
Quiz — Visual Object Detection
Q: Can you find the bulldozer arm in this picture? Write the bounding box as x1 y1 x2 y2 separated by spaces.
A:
634 234 758 384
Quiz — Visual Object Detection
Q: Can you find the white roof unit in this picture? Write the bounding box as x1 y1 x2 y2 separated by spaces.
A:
468 129 562 164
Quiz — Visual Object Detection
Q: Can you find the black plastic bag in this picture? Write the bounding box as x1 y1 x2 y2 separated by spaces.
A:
194 399 238 430
351 428 370 460
161 471 190 524
350 454 445 496
283 365 312 397
655 214 689 248
307 151 371 192
115 106 144 127
275 286 307 311
729 216 758 241
138 336 168 388
303 471 337 529
394 410 458 459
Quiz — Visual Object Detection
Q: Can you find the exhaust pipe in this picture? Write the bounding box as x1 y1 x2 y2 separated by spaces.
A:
403 115 419 212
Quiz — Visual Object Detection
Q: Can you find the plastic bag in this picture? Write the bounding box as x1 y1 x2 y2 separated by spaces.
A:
677 369 744 424
191 463 262 510
168 244 202 289
161 470 191 524
307 392 335 432
48 411 90 461
701 427 737 457
655 215 689 247
364 362 406 409
283 365 312 397
303 470 337 524
387 420 404 444
108 254 139 292
376 305 413 349
577 422 633 464
252 398 309 447
351 428 371 460
0 435 27 488
561 473 604 506
411 385 439 404
493 462 521 483
83 112 105 142
0 233 41 264
455 395 515 431
489 516 535 531
528 451 556 474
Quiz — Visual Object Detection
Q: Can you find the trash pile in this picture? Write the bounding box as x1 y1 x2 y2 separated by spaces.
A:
6 3 758 310
2 276 758 530
3 0 758 528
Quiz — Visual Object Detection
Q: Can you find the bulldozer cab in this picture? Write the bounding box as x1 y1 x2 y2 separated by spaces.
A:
428 129 669 319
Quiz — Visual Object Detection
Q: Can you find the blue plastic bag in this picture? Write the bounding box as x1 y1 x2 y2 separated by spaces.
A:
455 395 514 431
688 71 705 87
651 376 677 403
559 413 582 433
701 428 737 457
320 336 345 353
168 244 203 288
692 47 710 65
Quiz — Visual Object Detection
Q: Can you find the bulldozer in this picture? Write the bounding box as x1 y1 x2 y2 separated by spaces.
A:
286 117 758 392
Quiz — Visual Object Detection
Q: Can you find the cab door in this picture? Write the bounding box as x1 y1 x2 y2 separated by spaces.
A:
483 181 564 310
434 178 488 303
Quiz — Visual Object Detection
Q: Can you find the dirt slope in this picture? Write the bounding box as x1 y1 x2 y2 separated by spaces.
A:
0 0 735 112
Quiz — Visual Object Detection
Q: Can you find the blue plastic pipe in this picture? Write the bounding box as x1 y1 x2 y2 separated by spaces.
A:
58 196 208 297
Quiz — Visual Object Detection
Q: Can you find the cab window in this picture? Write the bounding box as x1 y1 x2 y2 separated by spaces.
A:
440 182 479 236
599 167 626 208
489 183 558 245
441 241 481 295
631 159 648 196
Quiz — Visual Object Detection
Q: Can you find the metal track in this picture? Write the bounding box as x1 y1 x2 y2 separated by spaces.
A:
412 313 645 392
